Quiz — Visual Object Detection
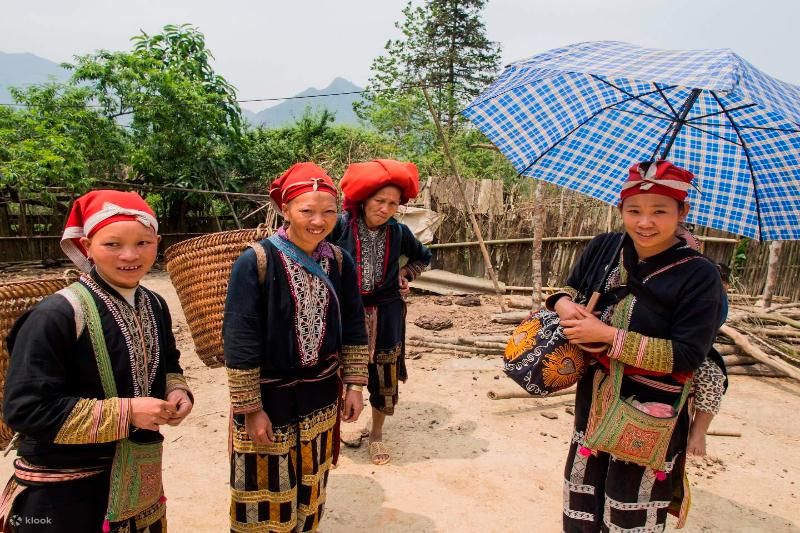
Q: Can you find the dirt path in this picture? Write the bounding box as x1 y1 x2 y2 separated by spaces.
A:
2 271 799 531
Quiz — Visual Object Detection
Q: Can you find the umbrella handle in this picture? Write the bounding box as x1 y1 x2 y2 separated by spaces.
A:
576 291 610 353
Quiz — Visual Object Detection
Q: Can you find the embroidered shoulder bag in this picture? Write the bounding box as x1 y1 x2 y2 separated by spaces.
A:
583 360 691 471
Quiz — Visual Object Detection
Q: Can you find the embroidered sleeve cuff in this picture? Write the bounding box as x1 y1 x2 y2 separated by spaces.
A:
402 261 427 281
166 372 194 404
226 367 263 414
545 286 579 311
607 329 674 374
341 344 369 385
54 397 131 444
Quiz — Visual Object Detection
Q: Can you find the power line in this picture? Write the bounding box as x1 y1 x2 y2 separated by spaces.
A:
0 82 471 110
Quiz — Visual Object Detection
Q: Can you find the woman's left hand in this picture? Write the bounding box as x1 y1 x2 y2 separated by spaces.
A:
342 390 364 422
165 389 194 426
561 307 617 345
398 274 410 299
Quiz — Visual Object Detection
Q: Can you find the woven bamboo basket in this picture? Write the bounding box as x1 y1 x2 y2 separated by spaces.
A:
165 228 272 368
0 273 80 448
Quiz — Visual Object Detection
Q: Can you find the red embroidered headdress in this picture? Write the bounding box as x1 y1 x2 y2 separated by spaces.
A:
61 190 158 272
620 160 695 203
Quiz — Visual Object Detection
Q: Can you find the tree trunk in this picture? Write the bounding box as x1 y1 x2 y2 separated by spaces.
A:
761 241 784 309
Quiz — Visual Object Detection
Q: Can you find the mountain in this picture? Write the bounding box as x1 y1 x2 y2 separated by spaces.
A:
1 52 363 128
0 52 71 103
246 77 363 128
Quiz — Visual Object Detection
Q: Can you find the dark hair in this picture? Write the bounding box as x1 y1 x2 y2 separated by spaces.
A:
716 263 731 284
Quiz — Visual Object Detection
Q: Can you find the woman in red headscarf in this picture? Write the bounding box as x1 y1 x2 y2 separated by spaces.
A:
223 163 369 533
547 161 723 531
329 159 432 465
2 190 193 532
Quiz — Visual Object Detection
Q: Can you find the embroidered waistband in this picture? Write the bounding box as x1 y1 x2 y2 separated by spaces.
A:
259 358 339 388
13 459 107 484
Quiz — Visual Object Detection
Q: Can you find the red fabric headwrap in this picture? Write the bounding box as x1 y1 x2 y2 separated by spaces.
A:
61 190 158 272
340 159 420 213
620 160 695 203
268 162 338 210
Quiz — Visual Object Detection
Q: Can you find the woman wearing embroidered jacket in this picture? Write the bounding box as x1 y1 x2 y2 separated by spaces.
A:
223 162 369 533
1 191 193 532
549 161 722 532
329 160 431 465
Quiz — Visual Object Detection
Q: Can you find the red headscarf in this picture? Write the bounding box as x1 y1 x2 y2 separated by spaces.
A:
620 160 695 203
340 159 420 214
61 190 158 272
268 162 338 211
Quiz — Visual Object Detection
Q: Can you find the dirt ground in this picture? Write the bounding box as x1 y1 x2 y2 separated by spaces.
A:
1 268 799 532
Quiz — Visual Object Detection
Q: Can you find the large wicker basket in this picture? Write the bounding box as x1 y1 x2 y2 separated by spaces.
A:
0 273 79 448
165 228 272 368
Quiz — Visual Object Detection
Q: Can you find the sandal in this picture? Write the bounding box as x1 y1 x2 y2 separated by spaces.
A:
368 441 391 465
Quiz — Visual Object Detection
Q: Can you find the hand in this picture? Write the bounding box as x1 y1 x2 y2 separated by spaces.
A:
398 275 410 299
245 410 274 444
561 307 617 345
165 390 193 426
341 390 364 422
130 397 175 431
554 296 586 321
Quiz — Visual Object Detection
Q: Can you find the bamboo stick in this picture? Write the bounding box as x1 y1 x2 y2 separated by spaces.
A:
487 387 576 400
727 365 786 377
407 340 504 354
718 325 799 381
714 344 740 356
491 311 530 324
421 85 506 313
748 312 800 329
722 355 757 367
409 334 507 347
707 430 742 437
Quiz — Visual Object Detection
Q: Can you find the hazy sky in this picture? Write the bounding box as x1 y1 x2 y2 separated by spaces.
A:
3 0 799 111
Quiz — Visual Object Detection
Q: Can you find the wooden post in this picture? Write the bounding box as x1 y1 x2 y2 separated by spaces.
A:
761 241 783 309
421 86 507 312
531 181 544 310
218 177 242 230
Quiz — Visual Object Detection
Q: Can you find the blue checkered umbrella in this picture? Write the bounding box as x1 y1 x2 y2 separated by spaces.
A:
463 41 800 240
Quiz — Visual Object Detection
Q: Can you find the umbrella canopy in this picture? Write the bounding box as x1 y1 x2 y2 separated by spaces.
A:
463 41 800 240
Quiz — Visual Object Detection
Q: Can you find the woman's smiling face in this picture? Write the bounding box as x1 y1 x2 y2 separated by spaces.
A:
80 221 159 288
620 194 689 258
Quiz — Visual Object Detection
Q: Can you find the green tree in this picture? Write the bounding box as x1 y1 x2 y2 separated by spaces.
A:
356 0 501 143
0 83 129 235
0 83 127 197
242 108 394 187
68 24 245 229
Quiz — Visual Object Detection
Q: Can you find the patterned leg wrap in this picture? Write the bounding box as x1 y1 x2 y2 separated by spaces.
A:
368 346 401 416
230 404 337 533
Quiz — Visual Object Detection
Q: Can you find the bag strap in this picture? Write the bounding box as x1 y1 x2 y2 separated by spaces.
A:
332 245 343 276
609 359 691 411
249 242 268 285
65 283 118 398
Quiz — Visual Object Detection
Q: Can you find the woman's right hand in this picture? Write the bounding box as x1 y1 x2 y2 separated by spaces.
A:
245 410 275 444
130 397 175 431
554 296 585 321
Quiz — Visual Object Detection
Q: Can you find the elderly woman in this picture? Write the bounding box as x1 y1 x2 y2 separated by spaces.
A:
2 190 193 532
548 161 722 531
330 159 432 465
223 162 369 532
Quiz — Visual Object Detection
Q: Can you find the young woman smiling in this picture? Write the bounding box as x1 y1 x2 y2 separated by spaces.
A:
548 161 723 532
223 162 369 533
2 190 192 533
